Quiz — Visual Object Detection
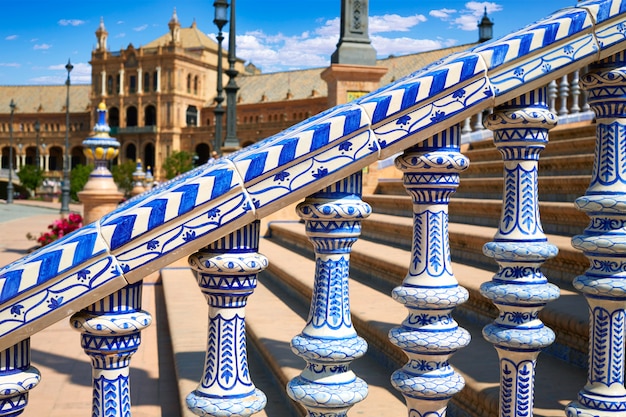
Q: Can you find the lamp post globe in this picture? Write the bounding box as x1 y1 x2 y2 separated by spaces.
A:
60 58 73 215
7 99 16 204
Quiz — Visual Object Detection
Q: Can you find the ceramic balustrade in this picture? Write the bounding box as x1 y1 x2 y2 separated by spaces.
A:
0 2 625 416
186 221 267 417
70 281 152 417
566 50 626 417
481 88 560 417
389 124 471 417
287 171 370 417
0 339 40 416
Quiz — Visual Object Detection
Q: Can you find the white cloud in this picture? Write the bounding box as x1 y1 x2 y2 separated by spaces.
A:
33 43 52 50
430 8 457 20
5 35 18 41
134 24 148 32
372 35 457 57
0 63 20 68
58 19 86 27
369 14 427 33
43 62 91 84
115 33 126 38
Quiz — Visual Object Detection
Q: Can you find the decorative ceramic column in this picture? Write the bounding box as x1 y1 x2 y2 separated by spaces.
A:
186 220 267 417
570 70 581 115
482 88 560 417
78 102 123 224
559 74 570 116
566 52 626 417
287 171 370 417
0 339 40 416
389 124 471 416
70 282 152 417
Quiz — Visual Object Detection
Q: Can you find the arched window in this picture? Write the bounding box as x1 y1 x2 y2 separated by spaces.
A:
186 105 198 127
126 106 138 127
144 72 150 93
107 75 113 95
187 74 191 93
152 71 158 91
145 105 157 126
109 107 120 127
71 146 85 169
194 75 198 95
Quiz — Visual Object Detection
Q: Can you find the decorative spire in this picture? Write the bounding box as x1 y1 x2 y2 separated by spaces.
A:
82 102 119 170
95 17 108 51
478 6 494 42
169 8 181 44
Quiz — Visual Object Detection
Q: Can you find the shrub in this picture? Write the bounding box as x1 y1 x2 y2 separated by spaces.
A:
28 213 83 247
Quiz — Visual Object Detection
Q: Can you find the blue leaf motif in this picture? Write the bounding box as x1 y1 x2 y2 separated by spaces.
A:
452 88 466 98
339 141 352 152
77 269 90 281
312 167 328 178
430 110 446 123
47 297 63 309
563 45 574 55
146 240 159 250
541 62 552 73
273 171 290 181
207 207 221 219
514 67 524 77
183 230 196 241
11 304 24 316
121 264 131 273
396 115 411 126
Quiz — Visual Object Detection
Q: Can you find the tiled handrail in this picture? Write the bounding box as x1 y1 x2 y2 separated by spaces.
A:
0 0 623 353
0 1 626 413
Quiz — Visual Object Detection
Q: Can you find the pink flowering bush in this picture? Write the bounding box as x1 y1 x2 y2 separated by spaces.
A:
29 213 83 247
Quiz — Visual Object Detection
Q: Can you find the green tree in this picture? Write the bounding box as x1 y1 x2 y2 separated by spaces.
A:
112 160 137 197
70 164 94 201
163 150 194 179
17 165 43 197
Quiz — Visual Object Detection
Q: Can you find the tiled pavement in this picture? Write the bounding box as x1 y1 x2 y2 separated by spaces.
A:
0 200 180 417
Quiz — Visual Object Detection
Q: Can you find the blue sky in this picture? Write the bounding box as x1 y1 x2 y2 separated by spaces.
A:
1 0 577 86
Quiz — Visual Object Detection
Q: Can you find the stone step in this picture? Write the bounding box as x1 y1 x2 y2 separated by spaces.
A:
364 195 590 237
267 221 589 369
463 135 595 163
375 176 590 202
260 230 588 417
463 153 594 178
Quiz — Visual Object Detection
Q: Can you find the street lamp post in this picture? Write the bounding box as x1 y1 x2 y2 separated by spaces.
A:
213 0 228 157
60 59 73 215
223 0 240 151
35 120 40 171
7 99 16 204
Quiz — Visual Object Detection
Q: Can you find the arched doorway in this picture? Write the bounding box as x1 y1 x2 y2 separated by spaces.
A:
125 143 137 162
71 146 86 169
126 106 138 127
1 146 17 170
144 143 155 171
145 105 157 126
195 143 210 165
48 146 63 171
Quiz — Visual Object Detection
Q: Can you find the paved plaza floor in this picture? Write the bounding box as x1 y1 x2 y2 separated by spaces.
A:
0 200 180 417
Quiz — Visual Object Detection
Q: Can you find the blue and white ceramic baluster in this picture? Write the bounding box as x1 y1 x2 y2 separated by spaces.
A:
0 339 40 416
287 171 370 417
187 220 267 417
566 53 626 417
71 282 152 417
481 88 560 417
389 124 471 417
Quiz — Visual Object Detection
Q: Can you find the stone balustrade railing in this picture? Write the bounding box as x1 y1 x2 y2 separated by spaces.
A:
1 1 626 416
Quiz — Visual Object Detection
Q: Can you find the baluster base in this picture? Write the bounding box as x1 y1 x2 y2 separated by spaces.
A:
287 376 367 416
186 389 267 417
566 399 626 417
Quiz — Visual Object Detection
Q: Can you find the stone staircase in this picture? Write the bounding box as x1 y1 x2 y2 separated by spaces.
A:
161 121 596 417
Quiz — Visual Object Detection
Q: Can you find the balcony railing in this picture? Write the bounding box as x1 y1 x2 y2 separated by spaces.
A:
1 1 626 416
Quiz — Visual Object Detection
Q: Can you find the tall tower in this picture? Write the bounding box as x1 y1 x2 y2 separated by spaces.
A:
322 0 386 107
96 17 108 52
168 8 181 44
478 7 494 42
